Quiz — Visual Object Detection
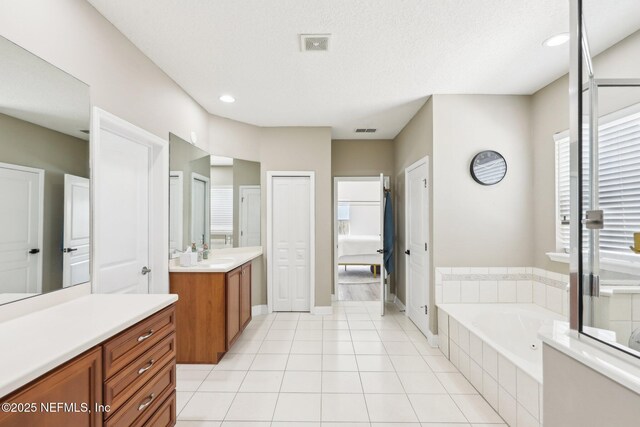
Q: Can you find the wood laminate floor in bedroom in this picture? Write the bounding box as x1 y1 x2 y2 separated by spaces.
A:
336 266 381 301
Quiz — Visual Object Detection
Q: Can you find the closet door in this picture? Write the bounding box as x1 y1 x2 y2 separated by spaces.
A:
271 176 311 312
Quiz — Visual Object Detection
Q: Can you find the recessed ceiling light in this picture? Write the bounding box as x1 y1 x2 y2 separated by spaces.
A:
219 94 235 103
543 32 570 47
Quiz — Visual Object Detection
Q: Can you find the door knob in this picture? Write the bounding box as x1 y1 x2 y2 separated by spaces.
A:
377 249 384 254
28 248 40 254
141 266 152 275
405 249 410 255
62 248 77 253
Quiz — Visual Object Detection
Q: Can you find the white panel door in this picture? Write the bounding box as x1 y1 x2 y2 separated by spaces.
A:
62 174 90 287
169 172 183 255
407 161 430 336
272 176 310 312
0 163 43 294
240 185 261 247
95 129 150 294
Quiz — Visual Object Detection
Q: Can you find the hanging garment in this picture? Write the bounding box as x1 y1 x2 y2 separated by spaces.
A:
383 191 394 274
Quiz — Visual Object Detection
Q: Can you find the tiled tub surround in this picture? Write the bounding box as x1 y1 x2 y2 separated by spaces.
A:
595 287 640 347
435 267 569 316
438 305 563 427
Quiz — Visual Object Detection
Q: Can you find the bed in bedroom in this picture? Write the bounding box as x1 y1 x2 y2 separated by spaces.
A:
337 234 381 277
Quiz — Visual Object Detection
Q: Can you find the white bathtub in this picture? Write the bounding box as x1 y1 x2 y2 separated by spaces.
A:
439 304 564 382
437 304 565 426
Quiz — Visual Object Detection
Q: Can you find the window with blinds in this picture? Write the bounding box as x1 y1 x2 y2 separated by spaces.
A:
211 186 233 234
555 104 640 259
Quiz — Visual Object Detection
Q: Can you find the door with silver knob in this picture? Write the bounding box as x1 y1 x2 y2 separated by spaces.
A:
141 266 152 275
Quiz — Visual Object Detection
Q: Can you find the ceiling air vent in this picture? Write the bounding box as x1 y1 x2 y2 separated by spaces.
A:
300 34 330 52
355 128 377 133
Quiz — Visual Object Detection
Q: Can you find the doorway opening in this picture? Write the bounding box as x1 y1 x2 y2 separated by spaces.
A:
334 177 384 302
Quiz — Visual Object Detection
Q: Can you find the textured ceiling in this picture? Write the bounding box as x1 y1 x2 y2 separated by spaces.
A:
0 36 90 140
87 0 640 139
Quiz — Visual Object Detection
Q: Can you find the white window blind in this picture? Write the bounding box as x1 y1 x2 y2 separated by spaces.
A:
555 135 571 252
211 186 233 234
555 105 640 259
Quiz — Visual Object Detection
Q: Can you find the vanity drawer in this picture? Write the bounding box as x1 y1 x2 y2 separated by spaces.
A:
104 360 175 427
134 391 176 427
103 305 175 378
104 332 176 413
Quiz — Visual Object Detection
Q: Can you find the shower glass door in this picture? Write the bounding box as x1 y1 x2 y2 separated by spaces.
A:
575 0 640 359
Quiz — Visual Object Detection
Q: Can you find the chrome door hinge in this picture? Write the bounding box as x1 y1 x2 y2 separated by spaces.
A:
425 243 428 251
423 179 427 188
583 273 600 297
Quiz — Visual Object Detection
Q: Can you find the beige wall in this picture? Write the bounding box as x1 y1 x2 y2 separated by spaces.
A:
433 94 533 268
531 30 640 274
0 0 210 151
259 127 333 306
543 345 640 426
392 98 433 311
209 115 262 162
0 113 89 293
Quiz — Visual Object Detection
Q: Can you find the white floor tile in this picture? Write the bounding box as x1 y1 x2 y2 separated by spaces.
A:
383 341 419 355
451 394 503 423
281 371 322 393
296 329 324 341
178 364 216 371
273 393 322 421
291 341 323 354
365 394 418 423
350 330 380 341
228 340 262 354
389 355 431 372
353 341 387 355
356 355 394 372
397 372 447 394
179 392 235 421
323 341 355 354
250 354 289 371
436 372 478 394
323 330 353 341
199 370 247 392
225 393 279 421
423 355 457 373
323 354 359 371
407 394 467 423
258 340 292 354
287 354 322 371
177 370 211 391
298 321 323 330
176 421 222 426
360 372 405 394
321 393 369 422
215 354 256 371
349 321 376 330
266 329 296 340
322 371 363 393
239 371 284 392
272 320 299 330
176 391 194 414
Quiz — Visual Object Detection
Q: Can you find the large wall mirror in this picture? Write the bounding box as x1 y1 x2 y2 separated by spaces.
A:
0 36 91 305
169 135 261 258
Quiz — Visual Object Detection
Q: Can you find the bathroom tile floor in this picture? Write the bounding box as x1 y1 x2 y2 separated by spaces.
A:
176 301 506 427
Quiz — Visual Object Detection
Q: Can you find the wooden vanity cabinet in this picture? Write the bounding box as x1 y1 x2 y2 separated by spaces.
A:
0 348 102 427
170 261 253 364
0 305 177 427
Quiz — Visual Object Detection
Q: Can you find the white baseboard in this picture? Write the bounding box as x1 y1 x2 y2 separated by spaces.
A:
394 296 406 312
331 293 337 301
386 292 397 303
251 305 268 316
311 306 333 315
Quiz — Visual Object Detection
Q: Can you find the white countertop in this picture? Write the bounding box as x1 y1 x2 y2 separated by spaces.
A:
539 320 640 395
0 293 177 398
169 246 262 273
600 285 640 296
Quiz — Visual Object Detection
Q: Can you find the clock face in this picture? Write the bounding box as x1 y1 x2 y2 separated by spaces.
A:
470 151 507 186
